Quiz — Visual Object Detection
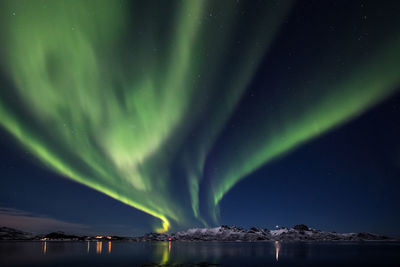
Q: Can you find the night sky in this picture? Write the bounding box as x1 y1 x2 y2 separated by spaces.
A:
0 0 399 236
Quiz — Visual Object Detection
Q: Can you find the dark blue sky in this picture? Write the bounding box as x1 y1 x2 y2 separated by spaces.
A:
219 91 400 235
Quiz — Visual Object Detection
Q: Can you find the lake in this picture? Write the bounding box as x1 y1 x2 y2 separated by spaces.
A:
0 241 399 266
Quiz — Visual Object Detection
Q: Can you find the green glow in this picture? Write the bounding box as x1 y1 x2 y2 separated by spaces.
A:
1 0 398 230
0 0 189 232
208 37 400 220
178 0 293 221
0 0 292 230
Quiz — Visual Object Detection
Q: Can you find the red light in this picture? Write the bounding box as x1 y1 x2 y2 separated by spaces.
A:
168 237 172 241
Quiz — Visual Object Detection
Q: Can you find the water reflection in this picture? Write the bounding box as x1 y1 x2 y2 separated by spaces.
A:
74 241 111 255
39 240 280 262
153 241 281 265
96 241 102 254
160 241 170 265
153 241 171 265
0 241 397 266
275 241 280 261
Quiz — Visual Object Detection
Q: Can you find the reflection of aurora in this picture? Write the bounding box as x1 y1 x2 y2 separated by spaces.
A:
152 241 284 264
153 241 171 265
1 0 400 231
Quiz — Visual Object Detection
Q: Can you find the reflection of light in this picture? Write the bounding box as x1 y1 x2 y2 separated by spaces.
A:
108 241 111 254
96 241 102 254
87 241 90 253
275 241 280 261
160 242 169 265
168 241 171 254
43 241 47 254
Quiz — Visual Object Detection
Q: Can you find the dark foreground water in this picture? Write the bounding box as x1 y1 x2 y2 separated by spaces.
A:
0 241 399 266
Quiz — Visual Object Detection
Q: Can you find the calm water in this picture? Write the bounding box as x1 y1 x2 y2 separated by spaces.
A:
0 241 399 266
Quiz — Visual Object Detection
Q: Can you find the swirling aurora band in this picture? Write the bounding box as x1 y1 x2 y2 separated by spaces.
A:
0 0 399 232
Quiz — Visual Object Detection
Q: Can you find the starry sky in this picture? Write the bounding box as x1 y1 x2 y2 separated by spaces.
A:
0 0 399 236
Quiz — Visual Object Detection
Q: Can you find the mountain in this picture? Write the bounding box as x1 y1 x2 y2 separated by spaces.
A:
0 227 129 241
136 225 393 242
0 225 393 241
0 226 34 240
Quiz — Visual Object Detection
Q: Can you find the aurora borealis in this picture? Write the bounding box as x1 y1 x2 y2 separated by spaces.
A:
0 0 400 234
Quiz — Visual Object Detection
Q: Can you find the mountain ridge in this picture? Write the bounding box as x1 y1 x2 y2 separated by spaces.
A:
0 225 394 242
138 224 393 242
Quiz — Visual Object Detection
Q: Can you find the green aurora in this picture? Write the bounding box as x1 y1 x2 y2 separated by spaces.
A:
0 0 399 231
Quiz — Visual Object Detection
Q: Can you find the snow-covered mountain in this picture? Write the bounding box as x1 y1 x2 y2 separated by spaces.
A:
137 224 392 242
0 224 392 241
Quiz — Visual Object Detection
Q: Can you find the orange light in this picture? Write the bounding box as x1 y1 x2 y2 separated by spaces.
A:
96 241 102 254
108 241 111 253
